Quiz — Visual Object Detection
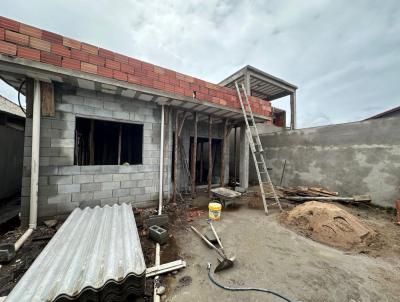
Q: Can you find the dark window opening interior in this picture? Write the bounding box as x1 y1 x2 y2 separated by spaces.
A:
75 117 143 165
188 137 222 185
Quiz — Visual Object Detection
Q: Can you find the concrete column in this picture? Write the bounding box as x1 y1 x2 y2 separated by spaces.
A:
239 125 249 189
290 92 297 130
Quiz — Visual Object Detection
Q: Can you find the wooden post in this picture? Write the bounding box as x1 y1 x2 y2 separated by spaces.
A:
191 112 198 197
117 124 122 165
173 111 179 202
208 116 212 197
89 119 95 165
40 82 55 117
220 119 228 187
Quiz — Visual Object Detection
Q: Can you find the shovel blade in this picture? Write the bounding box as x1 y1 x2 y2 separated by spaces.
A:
214 258 234 273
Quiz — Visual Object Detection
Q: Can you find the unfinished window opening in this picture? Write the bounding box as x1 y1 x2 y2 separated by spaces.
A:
74 117 143 165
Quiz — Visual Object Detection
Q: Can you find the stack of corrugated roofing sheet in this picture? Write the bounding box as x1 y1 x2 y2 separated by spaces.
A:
6 203 146 302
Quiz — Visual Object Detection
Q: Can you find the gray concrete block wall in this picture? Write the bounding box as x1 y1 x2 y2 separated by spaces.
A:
251 117 400 208
21 85 168 221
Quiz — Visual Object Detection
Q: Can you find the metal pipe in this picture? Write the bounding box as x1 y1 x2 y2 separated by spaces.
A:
9 79 41 257
158 105 164 215
29 79 41 229
154 104 165 302
14 228 34 252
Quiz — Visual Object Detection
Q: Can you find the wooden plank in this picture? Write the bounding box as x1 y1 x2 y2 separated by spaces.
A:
117 124 122 165
40 81 55 117
89 119 95 165
220 119 228 187
208 116 212 197
191 112 198 197
146 260 186 277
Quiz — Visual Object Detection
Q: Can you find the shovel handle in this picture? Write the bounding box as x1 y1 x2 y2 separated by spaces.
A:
191 226 225 258
208 222 223 250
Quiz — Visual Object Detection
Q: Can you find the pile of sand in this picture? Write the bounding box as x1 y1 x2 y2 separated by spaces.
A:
283 201 377 250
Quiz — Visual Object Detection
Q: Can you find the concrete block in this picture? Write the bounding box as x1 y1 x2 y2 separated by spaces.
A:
55 103 73 112
138 179 153 187
49 157 72 166
104 101 122 111
38 185 58 196
84 97 103 108
118 196 133 204
80 166 102 173
79 200 101 208
41 147 62 157
130 173 145 180
119 165 138 173
120 180 137 188
40 166 59 176
62 94 84 105
58 184 81 194
101 181 120 190
57 112 75 121
73 105 95 115
100 197 118 206
0 243 16 263
112 188 130 197
112 174 130 181
39 157 50 166
130 187 145 195
101 166 119 173
112 111 129 120
93 108 113 118
72 191 93 202
58 166 80 175
149 225 168 245
56 202 79 214
52 120 74 130
51 138 74 148
147 214 169 227
49 175 73 185
93 174 113 182
93 190 113 199
81 183 101 192
135 193 150 202
73 174 94 184
48 193 72 204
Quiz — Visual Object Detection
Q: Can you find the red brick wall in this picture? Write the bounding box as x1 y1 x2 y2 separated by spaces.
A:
0 16 272 117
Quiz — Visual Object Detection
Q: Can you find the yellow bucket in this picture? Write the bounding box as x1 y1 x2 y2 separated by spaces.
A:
208 202 222 221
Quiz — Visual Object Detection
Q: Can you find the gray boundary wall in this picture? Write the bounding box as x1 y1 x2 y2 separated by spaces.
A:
21 85 168 221
250 117 400 208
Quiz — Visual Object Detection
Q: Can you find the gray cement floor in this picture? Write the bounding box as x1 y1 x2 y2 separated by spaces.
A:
164 204 400 302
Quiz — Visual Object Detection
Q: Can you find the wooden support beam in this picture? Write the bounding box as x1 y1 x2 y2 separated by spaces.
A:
89 119 95 165
25 78 34 118
208 116 212 197
117 124 122 165
40 82 55 117
191 112 198 198
173 111 179 202
220 119 228 187
177 112 189 137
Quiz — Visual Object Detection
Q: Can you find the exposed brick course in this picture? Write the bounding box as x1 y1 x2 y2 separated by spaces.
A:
0 16 272 117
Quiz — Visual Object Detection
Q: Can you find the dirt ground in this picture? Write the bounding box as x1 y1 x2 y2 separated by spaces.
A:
1 191 399 301
162 194 400 302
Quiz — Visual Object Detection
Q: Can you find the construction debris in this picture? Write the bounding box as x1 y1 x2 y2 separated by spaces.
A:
276 186 371 204
282 201 377 250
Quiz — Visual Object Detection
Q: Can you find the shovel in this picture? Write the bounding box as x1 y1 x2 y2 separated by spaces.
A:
191 226 235 272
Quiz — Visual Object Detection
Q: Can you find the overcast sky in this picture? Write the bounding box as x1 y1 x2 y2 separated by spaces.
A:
1 0 399 128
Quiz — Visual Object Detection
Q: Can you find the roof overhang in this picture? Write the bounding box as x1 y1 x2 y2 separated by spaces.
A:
219 65 297 101
0 55 270 124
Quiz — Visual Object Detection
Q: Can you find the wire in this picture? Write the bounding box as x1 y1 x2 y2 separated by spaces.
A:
17 80 26 115
207 263 296 302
